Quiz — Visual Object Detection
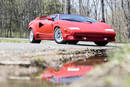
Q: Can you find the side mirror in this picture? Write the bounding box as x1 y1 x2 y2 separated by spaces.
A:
47 17 53 21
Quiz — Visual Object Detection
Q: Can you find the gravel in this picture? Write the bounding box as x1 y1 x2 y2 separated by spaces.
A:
0 40 121 54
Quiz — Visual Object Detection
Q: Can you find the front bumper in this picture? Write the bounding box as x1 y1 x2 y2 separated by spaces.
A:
63 32 116 42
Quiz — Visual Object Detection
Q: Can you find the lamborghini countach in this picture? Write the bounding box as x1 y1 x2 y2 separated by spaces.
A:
28 14 116 46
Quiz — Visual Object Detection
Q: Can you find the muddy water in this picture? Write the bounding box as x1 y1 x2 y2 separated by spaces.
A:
73 56 108 66
0 80 60 87
0 56 107 87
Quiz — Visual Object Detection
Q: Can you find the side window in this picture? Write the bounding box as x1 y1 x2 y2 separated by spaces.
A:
49 14 58 21
49 15 56 19
54 15 58 21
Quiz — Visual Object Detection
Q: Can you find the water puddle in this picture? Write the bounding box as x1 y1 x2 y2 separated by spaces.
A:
41 56 107 84
0 56 107 87
0 79 58 87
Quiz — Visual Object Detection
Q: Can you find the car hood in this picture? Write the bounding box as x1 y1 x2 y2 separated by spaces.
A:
59 20 114 33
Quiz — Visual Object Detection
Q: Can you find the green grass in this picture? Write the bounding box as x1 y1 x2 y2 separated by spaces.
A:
0 38 52 44
0 38 29 43
109 45 130 63
124 75 130 86
36 56 45 63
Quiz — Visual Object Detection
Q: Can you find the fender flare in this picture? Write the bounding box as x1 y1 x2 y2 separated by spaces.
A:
53 25 67 40
53 24 65 33
28 25 37 39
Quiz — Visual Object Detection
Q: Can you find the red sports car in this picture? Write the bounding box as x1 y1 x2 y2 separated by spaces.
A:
28 14 116 46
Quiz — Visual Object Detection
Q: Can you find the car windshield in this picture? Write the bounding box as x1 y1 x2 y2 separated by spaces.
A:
60 14 97 23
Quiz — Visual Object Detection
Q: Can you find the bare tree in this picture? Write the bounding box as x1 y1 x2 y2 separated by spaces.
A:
0 0 62 38
79 0 82 15
65 0 71 14
101 0 105 22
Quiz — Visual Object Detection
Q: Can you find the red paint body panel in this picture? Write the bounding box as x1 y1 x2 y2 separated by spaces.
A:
28 14 116 42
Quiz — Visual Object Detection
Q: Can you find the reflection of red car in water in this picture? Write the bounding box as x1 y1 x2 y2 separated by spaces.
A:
28 14 116 46
41 57 106 83
41 63 93 83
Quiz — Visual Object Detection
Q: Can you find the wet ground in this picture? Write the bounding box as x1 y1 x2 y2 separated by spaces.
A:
0 38 123 87
0 56 107 87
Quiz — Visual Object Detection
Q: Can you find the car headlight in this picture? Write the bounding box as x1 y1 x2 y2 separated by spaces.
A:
68 27 80 30
105 29 114 32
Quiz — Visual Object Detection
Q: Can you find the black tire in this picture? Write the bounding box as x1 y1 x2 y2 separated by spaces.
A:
29 29 41 43
94 41 108 46
67 40 79 45
54 27 66 44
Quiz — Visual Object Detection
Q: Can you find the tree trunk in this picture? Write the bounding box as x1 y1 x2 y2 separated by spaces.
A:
128 2 130 38
101 0 105 22
65 0 71 14
79 0 82 15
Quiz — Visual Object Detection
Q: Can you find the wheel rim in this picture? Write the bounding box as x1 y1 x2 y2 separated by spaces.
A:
29 30 34 42
55 28 63 42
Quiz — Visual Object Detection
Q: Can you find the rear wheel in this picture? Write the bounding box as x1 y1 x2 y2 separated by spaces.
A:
54 27 66 44
29 29 41 43
94 41 108 46
67 40 79 45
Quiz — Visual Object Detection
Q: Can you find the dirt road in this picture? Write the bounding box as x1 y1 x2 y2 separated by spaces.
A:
0 38 123 66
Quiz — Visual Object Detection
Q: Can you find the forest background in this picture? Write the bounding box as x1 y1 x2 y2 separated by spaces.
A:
0 0 130 42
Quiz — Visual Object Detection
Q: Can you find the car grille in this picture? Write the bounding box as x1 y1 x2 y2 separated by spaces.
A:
74 32 114 37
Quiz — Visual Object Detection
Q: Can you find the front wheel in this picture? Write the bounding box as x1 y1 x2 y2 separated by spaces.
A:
54 27 66 44
29 29 41 43
94 41 108 46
